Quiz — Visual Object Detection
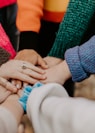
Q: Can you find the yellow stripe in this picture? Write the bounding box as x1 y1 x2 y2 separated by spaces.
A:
44 0 69 12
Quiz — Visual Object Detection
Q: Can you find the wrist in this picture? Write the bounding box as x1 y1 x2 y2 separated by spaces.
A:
2 95 24 123
19 31 39 51
60 60 72 82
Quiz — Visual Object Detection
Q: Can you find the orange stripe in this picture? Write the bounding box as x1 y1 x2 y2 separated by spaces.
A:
42 10 65 23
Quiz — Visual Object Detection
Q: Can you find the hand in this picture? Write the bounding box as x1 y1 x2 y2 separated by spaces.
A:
0 82 11 103
44 56 62 68
0 77 17 93
0 60 46 86
0 85 11 103
11 79 28 90
40 60 71 85
15 49 48 69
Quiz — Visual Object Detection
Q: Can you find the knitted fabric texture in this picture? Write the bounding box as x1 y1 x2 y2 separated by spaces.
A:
0 47 10 66
0 24 16 59
19 82 43 112
65 36 95 82
48 0 95 59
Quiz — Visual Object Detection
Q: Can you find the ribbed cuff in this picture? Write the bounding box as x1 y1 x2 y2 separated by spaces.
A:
65 46 88 82
18 31 39 51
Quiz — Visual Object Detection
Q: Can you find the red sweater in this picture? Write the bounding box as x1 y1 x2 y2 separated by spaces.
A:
0 0 16 8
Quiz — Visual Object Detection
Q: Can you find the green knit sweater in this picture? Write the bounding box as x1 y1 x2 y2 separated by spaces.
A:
48 0 95 59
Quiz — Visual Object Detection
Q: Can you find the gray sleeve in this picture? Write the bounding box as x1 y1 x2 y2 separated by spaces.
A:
0 106 17 133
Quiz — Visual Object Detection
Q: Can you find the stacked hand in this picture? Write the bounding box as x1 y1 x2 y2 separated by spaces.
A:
0 60 46 93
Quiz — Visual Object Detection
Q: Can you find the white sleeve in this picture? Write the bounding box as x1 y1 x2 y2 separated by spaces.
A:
27 83 95 133
0 106 17 133
27 83 69 133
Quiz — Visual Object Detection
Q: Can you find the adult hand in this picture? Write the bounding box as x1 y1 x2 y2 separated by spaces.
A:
15 49 48 69
0 77 17 93
0 60 46 87
44 56 62 68
40 60 71 85
0 81 12 103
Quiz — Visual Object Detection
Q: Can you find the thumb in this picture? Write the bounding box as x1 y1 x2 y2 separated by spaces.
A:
38 56 48 69
0 77 17 93
0 90 11 103
6 81 17 93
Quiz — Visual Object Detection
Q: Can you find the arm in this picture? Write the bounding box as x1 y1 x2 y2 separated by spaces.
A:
16 0 44 50
41 36 95 84
0 60 46 92
65 35 95 82
0 94 24 133
48 0 95 59
26 83 69 133
27 83 95 133
40 60 71 85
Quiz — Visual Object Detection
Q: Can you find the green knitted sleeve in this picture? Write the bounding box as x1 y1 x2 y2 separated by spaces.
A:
48 0 95 59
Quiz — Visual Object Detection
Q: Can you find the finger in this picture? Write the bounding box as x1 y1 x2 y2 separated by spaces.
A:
11 79 22 89
17 89 23 97
18 123 25 133
6 81 18 93
22 69 46 80
22 61 45 74
39 78 49 84
0 86 11 103
23 82 28 88
0 77 17 92
38 56 48 69
14 72 39 85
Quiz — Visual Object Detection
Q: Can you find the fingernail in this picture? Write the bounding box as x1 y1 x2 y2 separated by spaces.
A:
13 87 17 92
16 84 21 89
43 76 47 79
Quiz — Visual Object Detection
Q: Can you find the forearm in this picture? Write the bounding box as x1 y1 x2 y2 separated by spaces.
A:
0 95 23 133
0 106 17 133
48 0 95 58
2 95 24 124
58 60 72 83
27 83 69 133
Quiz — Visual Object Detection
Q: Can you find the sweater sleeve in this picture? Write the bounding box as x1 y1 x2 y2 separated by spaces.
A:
27 83 68 133
65 35 95 82
0 106 17 133
48 0 95 59
16 0 44 33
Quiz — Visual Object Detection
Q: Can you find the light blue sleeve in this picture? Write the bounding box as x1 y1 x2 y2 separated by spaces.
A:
19 82 43 112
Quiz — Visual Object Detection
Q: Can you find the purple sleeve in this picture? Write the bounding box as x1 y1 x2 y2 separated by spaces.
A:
65 35 95 82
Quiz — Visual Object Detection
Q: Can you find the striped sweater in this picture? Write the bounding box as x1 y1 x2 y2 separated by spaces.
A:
16 0 69 33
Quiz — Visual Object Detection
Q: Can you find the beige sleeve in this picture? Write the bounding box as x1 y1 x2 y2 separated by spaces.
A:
27 83 68 133
27 83 95 133
0 106 17 133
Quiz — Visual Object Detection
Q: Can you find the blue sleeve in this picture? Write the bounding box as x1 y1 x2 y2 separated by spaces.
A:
65 35 95 82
